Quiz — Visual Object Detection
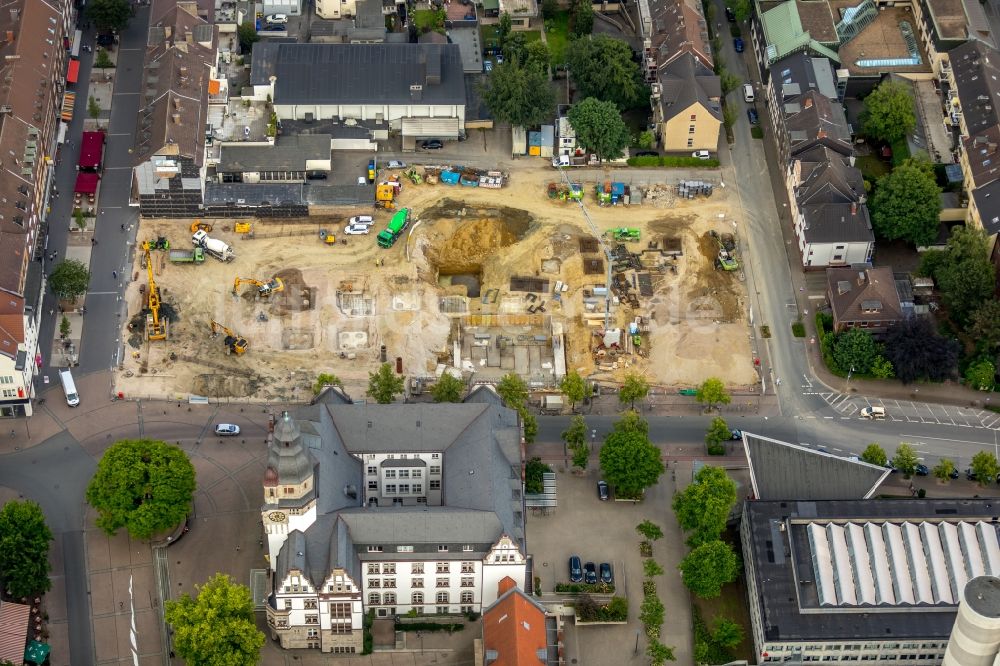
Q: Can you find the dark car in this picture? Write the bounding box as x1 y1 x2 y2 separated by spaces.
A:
915 463 929 476
569 556 583 583
96 33 116 47
597 480 610 501
886 462 898 474
730 429 743 440
584 562 598 585
966 467 976 481
949 467 960 479
747 108 759 125
725 6 736 21
733 37 744 52
599 562 613 584
633 150 659 158
421 139 444 150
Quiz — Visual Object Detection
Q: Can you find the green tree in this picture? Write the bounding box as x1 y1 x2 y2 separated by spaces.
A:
712 618 745 649
482 61 555 128
861 80 917 145
88 95 101 120
523 39 551 77
164 573 265 666
970 300 1000 350
367 363 404 404
570 438 590 469
59 316 71 339
637 130 656 149
883 318 960 384
599 424 664 499
614 409 649 435
647 640 676 666
870 356 895 379
869 158 941 246
497 373 529 409
831 328 881 375
568 97 631 162
971 450 1000 485
237 21 259 54
524 458 551 494
892 443 919 478
498 11 513 44
566 36 648 110
562 415 589 469
617 371 650 410
933 459 956 481
725 0 751 21
966 359 996 391
430 372 465 403
86 439 196 539
695 377 730 411
921 226 995 326
640 593 665 629
521 409 538 444
560 370 587 411
570 0 594 36
94 47 114 69
720 70 740 96
705 417 731 455
312 373 342 396
679 540 740 598
860 442 887 467
87 0 133 33
49 259 91 300
0 500 53 599
636 520 664 541
671 466 737 547
643 558 665 577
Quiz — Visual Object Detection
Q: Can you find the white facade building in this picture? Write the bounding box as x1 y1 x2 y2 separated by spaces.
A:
263 389 526 653
0 293 40 418
316 0 358 19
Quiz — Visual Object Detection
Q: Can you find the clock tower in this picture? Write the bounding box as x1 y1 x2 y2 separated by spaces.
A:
262 411 317 570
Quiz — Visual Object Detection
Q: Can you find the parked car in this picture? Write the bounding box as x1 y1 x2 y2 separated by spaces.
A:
265 13 288 24
747 108 759 124
386 160 407 169
569 556 583 583
730 429 743 440
484 60 493 72
860 406 885 420
734 37 744 52
584 561 598 584
421 139 444 150
349 215 374 226
949 467 960 479
692 150 711 159
597 480 609 501
915 463 929 476
215 424 240 436
633 150 659 157
344 223 372 235
725 6 736 21
599 562 613 584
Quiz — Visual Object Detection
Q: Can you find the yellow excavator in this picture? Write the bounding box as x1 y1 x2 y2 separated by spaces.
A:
144 245 168 341
190 221 213 233
232 276 284 298
209 320 248 355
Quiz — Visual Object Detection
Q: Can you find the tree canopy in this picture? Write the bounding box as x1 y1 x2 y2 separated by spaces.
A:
869 158 941 246
679 540 740 598
695 378 730 411
617 371 650 410
599 414 663 498
560 370 587 411
892 443 919 477
566 36 648 110
567 97 631 162
933 459 956 481
87 0 133 33
971 451 1000 485
563 415 590 469
367 363 404 404
164 573 265 666
49 259 91 300
725 0 751 21
86 439 196 539
970 301 1000 351
966 359 996 391
523 40 551 77
497 373 529 410
831 328 881 375
861 80 917 145
882 318 959 384
860 443 887 467
312 373 342 396
237 22 259 53
704 417 730 455
920 225 995 326
672 466 736 547
430 372 465 403
482 62 555 128
0 500 53 599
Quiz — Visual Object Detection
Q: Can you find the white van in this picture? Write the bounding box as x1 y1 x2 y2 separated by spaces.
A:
59 369 80 407
743 84 755 103
860 406 885 420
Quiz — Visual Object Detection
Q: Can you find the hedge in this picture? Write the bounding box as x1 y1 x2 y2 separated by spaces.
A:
394 621 465 632
554 581 615 594
576 595 628 622
627 156 721 168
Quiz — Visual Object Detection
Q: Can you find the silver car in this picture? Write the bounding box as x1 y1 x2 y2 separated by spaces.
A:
386 160 406 169
215 424 240 436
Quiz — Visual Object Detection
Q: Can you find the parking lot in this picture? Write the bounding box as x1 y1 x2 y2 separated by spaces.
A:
810 392 1000 429
527 470 692 665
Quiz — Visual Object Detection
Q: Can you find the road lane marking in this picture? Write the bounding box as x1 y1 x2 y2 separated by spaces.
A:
899 434 993 445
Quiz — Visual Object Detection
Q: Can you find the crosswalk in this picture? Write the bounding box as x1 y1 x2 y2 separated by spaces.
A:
804 391 1000 430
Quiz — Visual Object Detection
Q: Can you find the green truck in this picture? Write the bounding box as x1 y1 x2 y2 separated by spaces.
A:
377 208 410 248
169 247 205 263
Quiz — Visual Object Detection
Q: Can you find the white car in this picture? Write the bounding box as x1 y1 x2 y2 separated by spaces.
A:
265 13 288 24
349 215 374 226
386 160 407 169
344 224 372 235
692 150 711 159
215 423 241 436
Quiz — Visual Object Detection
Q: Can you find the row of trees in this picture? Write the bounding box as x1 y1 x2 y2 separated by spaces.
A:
861 442 1000 483
672 466 741 598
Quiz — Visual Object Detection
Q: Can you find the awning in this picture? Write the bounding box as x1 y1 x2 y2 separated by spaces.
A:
400 117 460 139
78 131 105 169
74 172 99 194
0 601 30 664
60 92 75 121
24 640 50 665
66 58 80 84
56 121 68 145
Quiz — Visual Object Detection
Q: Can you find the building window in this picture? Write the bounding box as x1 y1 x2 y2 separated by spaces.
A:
461 591 474 604
438 545 449 552
689 125 696 133
461 562 475 572
436 577 449 588
384 592 396 605
284 599 292 610
399 484 410 493
436 606 448 614
283 487 294 494
687 138 694 148
412 592 424 604
383 578 396 588
460 577 474 587
412 563 425 574
413 470 422 478
305 614 318 624
368 564 379 574
368 546 383 552
430 480 441 490
369 593 380 605
330 602 351 618
437 563 450 573
368 579 380 588
368 480 378 490
304 598 317 609
275 618 288 628
385 470 396 479
384 563 396 574
432 453 440 459
399 470 409 479
412 578 424 588
413 484 422 493
397 545 414 553
307 628 319 638
430 465 441 475
367 466 377 475
690 114 697 121
436 592 449 603
385 484 396 493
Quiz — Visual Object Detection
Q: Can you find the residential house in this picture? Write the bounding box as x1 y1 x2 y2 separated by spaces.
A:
497 0 537 28
749 0 841 82
765 51 846 164
317 0 357 19
249 43 466 150
263 387 526 653
788 143 874 267
644 0 721 154
826 266 904 334
912 0 995 75
132 1 219 217
0 0 75 419
482 578 559 666
310 0 388 42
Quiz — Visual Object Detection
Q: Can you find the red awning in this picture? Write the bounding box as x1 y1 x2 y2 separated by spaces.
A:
78 131 105 169
0 601 30 664
74 172 98 194
66 59 80 84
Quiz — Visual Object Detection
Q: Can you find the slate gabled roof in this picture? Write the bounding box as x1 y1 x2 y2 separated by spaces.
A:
657 52 722 121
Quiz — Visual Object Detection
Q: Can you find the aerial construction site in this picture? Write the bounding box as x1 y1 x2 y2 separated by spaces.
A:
116 163 757 402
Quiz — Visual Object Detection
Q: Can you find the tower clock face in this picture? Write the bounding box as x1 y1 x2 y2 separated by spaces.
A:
268 511 287 523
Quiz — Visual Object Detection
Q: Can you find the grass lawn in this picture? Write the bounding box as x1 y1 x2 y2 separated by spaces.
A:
413 9 444 33
544 11 571 64
480 24 502 52
856 154 889 182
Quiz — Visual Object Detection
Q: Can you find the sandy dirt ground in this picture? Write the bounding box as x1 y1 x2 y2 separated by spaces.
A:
116 163 755 401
